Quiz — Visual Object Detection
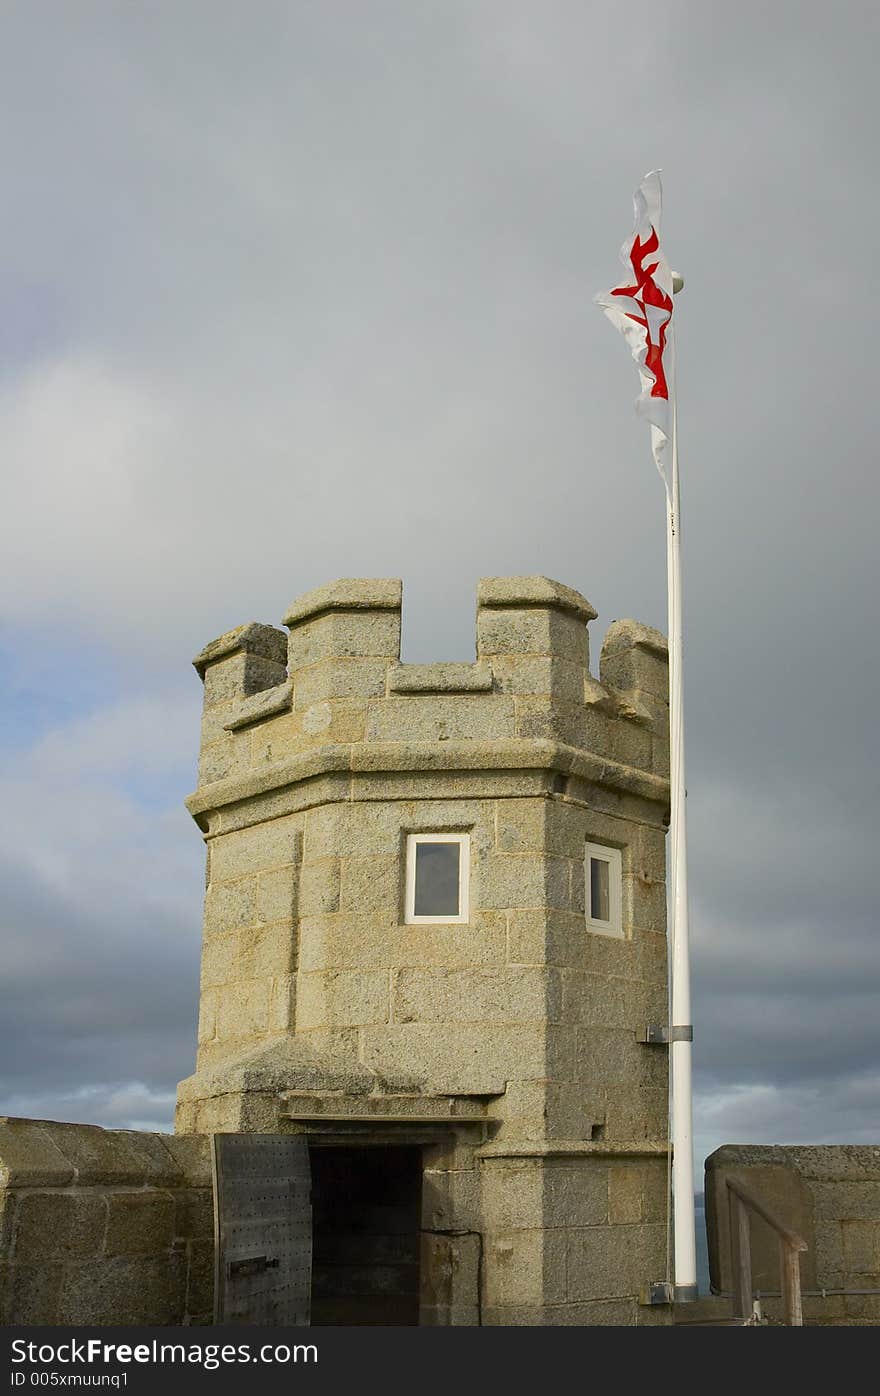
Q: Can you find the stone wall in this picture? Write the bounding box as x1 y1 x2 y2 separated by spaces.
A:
0 1119 212 1325
706 1145 880 1325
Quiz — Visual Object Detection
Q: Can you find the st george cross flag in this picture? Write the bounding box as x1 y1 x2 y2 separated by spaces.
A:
595 170 674 490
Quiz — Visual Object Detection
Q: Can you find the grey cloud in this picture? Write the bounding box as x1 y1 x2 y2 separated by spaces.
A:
0 2 877 1166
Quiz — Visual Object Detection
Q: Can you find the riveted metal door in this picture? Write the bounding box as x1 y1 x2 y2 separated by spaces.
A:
212 1133 312 1325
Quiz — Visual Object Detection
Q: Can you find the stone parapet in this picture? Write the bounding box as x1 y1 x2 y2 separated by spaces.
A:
0 1119 212 1325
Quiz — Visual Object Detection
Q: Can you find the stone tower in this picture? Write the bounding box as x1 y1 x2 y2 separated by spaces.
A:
176 576 672 1325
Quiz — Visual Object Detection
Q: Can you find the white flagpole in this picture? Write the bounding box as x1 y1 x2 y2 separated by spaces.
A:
666 296 697 1299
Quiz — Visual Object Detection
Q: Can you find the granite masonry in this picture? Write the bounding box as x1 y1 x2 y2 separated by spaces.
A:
174 576 673 1325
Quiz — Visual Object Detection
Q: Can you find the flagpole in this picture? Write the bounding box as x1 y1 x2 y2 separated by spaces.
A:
667 302 697 1299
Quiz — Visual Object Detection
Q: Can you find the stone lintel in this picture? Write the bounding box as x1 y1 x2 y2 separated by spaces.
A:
478 576 597 622
282 578 402 628
192 622 288 678
280 1091 494 1123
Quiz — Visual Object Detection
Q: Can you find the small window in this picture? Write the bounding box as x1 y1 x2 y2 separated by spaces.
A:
585 843 623 937
405 833 470 924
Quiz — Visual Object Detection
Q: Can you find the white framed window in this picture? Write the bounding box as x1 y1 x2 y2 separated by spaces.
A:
585 843 623 937
404 833 470 925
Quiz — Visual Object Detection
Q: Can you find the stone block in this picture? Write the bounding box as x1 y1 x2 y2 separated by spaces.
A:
269 972 297 1030
599 620 669 702
185 1238 215 1319
421 1168 481 1232
811 1180 880 1221
495 799 546 854
566 1221 665 1301
339 855 400 915
480 1161 545 1231
491 655 586 702
0 1261 65 1324
298 858 341 915
0 1120 75 1187
214 978 270 1040
609 1162 644 1224
478 608 588 665
545 1161 609 1227
393 966 559 1025
58 1254 187 1325
506 910 548 965
296 969 390 1030
420 1232 480 1313
365 694 515 743
15 1191 107 1259
201 921 295 989
360 1022 544 1095
257 866 295 922
842 1219 879 1273
199 645 288 710
204 877 258 934
172 1187 214 1239
209 820 300 881
32 1123 172 1188
483 1227 566 1306
105 1191 175 1256
294 657 388 707
287 611 401 669
478 853 569 911
389 661 493 693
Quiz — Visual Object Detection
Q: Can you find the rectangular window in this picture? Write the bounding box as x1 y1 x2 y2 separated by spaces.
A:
585 842 623 937
405 833 470 924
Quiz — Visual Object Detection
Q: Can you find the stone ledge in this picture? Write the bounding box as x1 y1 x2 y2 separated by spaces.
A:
388 662 494 694
283 578 402 628
476 1140 670 1160
186 739 670 823
222 680 293 731
478 576 597 621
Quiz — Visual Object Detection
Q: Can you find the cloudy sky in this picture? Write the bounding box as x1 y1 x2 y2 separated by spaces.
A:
1 2 877 1178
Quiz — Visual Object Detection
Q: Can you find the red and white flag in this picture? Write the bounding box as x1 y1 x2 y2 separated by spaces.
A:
596 169 674 489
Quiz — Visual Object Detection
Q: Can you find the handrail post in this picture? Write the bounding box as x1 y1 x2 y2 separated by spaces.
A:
728 1187 752 1321
779 1238 804 1327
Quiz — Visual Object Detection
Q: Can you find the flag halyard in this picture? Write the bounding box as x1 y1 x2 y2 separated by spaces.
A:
595 169 674 489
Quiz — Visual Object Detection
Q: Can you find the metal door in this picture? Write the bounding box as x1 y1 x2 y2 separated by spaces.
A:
212 1133 312 1325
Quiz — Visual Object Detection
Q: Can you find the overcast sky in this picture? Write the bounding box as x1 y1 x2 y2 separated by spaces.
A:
1 1 877 1179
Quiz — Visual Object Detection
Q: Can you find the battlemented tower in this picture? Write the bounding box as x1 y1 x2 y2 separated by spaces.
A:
176 576 672 1325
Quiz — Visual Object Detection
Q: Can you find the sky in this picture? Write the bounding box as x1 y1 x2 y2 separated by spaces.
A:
1 1 877 1180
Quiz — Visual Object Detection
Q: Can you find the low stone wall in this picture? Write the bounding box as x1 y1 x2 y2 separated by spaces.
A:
0 1118 212 1325
706 1145 880 1325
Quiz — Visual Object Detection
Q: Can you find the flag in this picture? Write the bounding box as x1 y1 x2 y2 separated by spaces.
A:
595 169 674 488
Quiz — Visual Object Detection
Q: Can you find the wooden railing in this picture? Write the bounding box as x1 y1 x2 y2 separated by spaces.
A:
726 1173 809 1325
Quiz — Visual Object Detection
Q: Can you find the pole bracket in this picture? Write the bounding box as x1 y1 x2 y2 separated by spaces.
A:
637 1024 693 1045
639 1281 699 1306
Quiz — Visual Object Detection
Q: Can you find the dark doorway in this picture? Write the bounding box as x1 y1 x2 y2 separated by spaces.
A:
309 1145 422 1325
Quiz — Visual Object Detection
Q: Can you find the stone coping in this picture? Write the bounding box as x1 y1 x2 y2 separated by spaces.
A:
192 622 287 677
602 619 669 660
223 679 293 731
388 661 494 694
0 1117 210 1189
185 738 670 823
477 576 597 621
282 578 403 628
